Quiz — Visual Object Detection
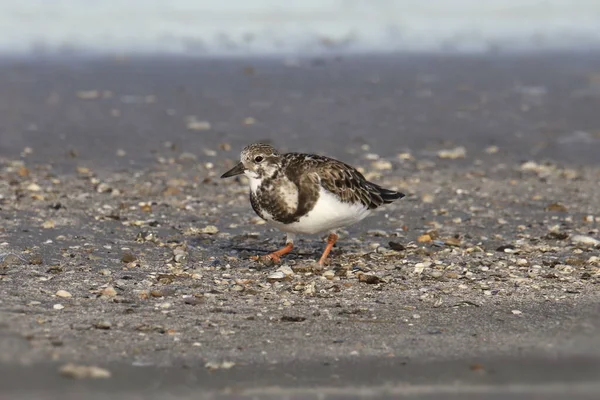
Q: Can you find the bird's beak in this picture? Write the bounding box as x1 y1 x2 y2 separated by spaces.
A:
220 162 246 178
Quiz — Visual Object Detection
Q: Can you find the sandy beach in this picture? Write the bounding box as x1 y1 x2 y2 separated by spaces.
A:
0 53 599 399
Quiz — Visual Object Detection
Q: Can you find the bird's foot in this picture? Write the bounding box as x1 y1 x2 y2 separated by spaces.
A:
251 243 293 266
251 253 281 266
311 261 325 273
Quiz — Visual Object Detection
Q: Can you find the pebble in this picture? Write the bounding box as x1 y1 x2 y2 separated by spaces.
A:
26 183 41 192
367 229 388 237
437 146 466 159
388 241 406 251
41 220 55 229
511 310 522 315
53 304 64 310
60 363 111 379
417 234 432 243
571 235 600 246
277 265 294 277
205 361 235 370
267 271 286 282
55 290 72 298
323 270 335 280
371 160 393 171
358 273 382 284
519 161 541 172
304 282 316 294
516 259 529 267
186 117 211 131
94 321 112 330
121 252 137 263
100 286 117 297
200 225 219 235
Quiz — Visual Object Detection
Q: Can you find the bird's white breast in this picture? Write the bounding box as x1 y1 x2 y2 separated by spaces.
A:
278 187 371 235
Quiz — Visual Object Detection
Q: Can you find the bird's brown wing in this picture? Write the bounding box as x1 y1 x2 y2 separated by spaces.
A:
283 153 397 210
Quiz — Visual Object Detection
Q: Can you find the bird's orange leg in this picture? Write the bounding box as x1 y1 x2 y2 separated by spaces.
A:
318 233 338 265
260 242 294 263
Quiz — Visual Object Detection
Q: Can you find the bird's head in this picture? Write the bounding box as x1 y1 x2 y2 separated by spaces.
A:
220 143 283 180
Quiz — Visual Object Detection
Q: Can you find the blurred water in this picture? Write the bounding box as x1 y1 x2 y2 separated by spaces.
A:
1 0 600 56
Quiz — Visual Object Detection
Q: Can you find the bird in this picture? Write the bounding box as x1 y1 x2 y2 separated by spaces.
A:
220 143 405 265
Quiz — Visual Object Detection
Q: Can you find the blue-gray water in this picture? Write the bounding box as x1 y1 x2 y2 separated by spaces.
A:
2 0 600 57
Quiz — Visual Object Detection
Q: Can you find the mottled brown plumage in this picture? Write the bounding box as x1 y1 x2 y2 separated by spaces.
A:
221 143 405 265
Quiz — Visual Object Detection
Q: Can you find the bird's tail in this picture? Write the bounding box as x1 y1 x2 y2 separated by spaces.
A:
377 185 405 204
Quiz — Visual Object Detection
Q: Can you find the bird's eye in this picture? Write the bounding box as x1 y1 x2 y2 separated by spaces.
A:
254 156 264 163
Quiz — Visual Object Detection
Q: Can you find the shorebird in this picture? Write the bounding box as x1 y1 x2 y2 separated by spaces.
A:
221 143 404 265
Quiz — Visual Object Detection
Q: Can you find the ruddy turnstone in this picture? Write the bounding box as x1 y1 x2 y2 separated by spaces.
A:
221 143 405 265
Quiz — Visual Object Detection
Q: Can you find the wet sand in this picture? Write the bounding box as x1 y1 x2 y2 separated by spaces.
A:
0 53 599 399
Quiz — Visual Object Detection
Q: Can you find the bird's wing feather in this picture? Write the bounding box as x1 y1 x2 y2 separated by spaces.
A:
283 153 386 209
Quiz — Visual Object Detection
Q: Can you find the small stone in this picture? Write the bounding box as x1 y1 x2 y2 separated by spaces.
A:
371 160 393 171
94 321 112 330
121 252 137 263
219 143 232 151
443 237 461 247
422 193 435 203
41 220 56 229
323 270 335 280
277 265 294 276
545 203 568 212
184 297 204 306
417 234 432 243
368 229 388 237
199 225 219 235
186 117 211 131
358 273 382 284
485 145 499 154
571 235 599 246
27 183 42 192
267 271 286 282
496 244 516 253
437 146 466 159
414 262 431 274
55 290 72 298
281 315 306 322
304 282 316 295
100 286 117 298
388 241 406 251
520 161 540 172
545 230 569 240
60 363 111 379
53 304 64 310
511 310 522 315
76 90 100 100
205 361 235 370
29 255 43 265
